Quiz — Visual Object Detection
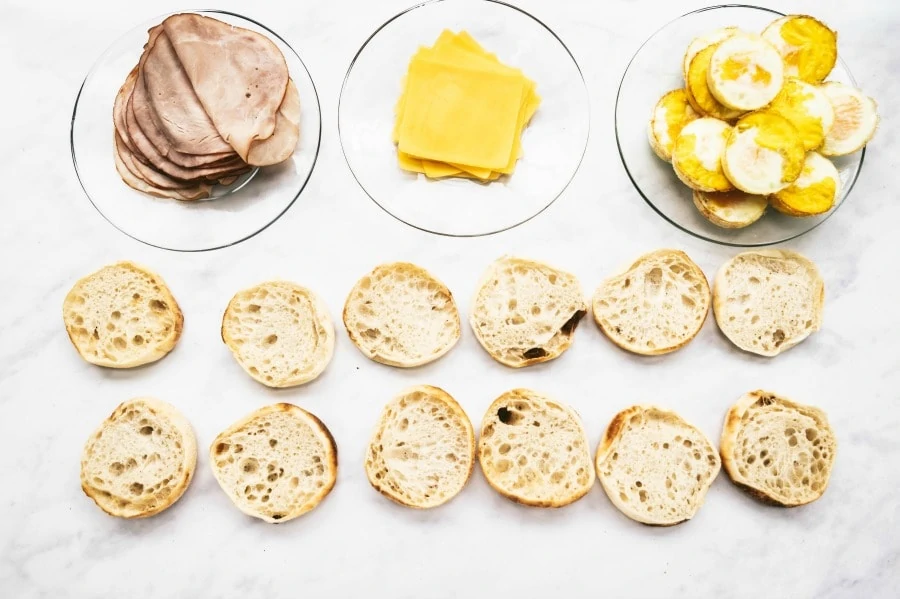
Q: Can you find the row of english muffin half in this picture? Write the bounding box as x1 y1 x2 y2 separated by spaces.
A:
81 388 835 525
62 251 824 385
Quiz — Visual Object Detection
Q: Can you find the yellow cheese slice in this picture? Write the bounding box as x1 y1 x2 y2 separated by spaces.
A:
422 158 464 178
495 83 540 174
392 76 408 144
397 153 506 181
431 31 539 177
393 30 540 178
400 56 518 170
398 57 523 169
397 151 502 180
449 164 494 179
397 150 426 174
395 32 537 163
395 33 526 148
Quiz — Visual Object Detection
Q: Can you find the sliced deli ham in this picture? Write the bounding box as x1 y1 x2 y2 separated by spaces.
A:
132 68 238 168
161 13 289 161
113 68 139 153
142 28 236 155
246 78 301 167
114 133 214 201
111 13 299 200
126 82 249 182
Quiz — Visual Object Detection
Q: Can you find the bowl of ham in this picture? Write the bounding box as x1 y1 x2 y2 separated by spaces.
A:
72 11 321 251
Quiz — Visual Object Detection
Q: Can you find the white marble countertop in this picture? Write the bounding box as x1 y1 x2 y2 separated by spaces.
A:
1 0 899 597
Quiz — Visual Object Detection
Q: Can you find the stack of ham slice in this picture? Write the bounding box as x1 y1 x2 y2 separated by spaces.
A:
113 13 301 200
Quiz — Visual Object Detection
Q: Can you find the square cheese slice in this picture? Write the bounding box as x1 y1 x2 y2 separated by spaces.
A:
427 32 531 178
444 32 541 174
393 30 541 179
397 57 524 170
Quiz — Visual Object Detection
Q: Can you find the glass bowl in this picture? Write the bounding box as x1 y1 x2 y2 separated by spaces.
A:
338 0 590 237
71 10 321 252
616 4 864 247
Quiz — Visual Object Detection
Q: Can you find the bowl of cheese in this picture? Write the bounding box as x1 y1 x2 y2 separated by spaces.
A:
339 0 589 236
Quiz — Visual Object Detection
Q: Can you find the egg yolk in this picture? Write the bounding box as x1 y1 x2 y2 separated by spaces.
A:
720 56 772 85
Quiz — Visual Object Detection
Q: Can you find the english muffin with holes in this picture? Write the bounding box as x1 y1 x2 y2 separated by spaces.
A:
595 405 719 525
470 256 587 368
365 385 475 508
221 281 334 387
713 250 824 356
63 261 182 368
592 249 710 355
81 397 197 518
478 388 594 507
720 390 836 506
210 403 337 523
343 262 461 367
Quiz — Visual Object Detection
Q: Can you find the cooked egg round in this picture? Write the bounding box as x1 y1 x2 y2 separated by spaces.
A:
683 27 739 81
819 82 879 157
708 34 785 111
686 45 744 121
767 78 835 151
692 189 768 229
761 15 837 83
648 89 699 162
672 117 734 192
722 112 804 195
770 151 840 216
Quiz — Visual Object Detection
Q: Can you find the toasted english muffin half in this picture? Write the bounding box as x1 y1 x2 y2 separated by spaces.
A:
81 397 197 518
713 250 824 357
210 403 337 523
478 389 594 507
366 385 475 509
63 261 183 368
592 249 710 355
596 405 720 525
222 281 334 388
721 390 836 506
470 257 587 368
343 262 460 368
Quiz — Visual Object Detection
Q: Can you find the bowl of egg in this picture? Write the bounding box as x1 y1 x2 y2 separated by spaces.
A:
616 5 878 246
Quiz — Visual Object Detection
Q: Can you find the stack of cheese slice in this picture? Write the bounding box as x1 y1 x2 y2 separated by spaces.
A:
113 13 301 201
393 30 540 181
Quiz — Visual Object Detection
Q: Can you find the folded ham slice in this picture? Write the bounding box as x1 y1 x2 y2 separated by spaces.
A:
162 13 289 162
125 77 249 182
132 69 238 168
246 78 301 166
142 26 235 155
